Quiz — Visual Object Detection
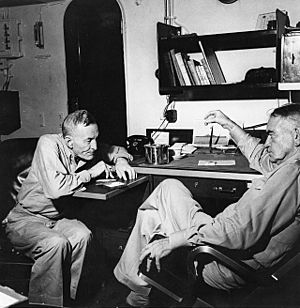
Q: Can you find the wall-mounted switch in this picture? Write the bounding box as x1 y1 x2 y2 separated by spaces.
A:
39 112 46 127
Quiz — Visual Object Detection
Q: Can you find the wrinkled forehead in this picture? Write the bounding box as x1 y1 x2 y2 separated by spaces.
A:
267 116 293 133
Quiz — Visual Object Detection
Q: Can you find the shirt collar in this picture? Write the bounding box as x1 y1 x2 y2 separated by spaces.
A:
59 134 73 161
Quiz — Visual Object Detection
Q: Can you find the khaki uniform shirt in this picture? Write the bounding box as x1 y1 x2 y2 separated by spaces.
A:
17 134 131 219
170 132 300 268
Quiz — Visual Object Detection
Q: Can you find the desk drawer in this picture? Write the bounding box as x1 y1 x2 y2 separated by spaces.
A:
184 178 247 200
153 175 248 200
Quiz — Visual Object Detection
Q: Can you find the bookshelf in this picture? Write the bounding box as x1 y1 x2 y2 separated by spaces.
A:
157 9 300 102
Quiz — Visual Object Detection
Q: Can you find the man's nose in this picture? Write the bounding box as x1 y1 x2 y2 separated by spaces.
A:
91 139 97 150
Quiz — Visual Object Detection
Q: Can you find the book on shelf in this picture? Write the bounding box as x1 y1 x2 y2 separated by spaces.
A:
162 51 178 87
198 40 226 84
200 57 216 84
169 49 186 86
193 58 210 85
182 55 197 85
186 58 201 85
193 52 215 84
193 53 210 85
174 52 192 86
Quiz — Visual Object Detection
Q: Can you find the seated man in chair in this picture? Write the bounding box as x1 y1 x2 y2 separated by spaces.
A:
114 104 300 307
4 109 136 307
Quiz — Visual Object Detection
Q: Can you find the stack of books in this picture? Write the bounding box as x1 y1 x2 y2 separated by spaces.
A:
165 40 226 86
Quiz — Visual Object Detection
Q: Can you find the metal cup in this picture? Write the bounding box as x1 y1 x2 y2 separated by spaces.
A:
144 144 169 164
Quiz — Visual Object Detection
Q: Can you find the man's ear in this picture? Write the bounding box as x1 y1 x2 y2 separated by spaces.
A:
294 128 300 147
64 135 74 149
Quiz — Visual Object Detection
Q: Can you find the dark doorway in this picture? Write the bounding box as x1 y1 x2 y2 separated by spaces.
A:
64 0 127 146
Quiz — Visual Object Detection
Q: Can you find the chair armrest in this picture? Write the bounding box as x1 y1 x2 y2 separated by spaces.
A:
187 245 277 286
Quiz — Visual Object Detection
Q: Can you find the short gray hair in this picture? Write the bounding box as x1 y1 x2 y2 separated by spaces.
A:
62 110 97 137
270 104 300 128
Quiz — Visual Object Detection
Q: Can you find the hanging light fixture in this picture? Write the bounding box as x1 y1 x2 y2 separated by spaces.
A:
218 0 238 4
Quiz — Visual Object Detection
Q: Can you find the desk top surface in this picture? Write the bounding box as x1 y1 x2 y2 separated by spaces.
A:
133 149 261 181
73 174 149 200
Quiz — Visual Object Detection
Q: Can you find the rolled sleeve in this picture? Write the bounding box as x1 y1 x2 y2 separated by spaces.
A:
112 146 133 164
98 143 133 164
232 129 274 175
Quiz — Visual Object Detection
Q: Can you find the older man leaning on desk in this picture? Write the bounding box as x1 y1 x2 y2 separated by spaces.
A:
3 109 136 307
114 104 300 307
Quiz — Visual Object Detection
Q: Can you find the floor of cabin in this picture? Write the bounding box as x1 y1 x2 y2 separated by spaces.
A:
13 256 191 308
73 258 184 308
10 252 300 308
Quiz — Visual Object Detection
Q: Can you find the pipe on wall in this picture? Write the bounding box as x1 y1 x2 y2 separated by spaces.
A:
164 0 175 25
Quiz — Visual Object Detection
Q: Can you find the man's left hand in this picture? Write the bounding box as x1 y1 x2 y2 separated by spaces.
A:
140 237 172 272
115 158 136 180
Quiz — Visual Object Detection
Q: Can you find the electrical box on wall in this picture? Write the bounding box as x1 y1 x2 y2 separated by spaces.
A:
0 19 22 58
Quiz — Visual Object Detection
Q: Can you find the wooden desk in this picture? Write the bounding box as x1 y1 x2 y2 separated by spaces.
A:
133 149 261 182
73 174 149 200
132 149 261 216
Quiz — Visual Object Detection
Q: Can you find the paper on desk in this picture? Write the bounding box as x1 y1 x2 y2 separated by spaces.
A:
169 142 186 150
169 143 197 154
0 293 19 307
96 178 116 183
102 181 127 188
0 285 27 308
198 160 236 166
96 179 117 185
